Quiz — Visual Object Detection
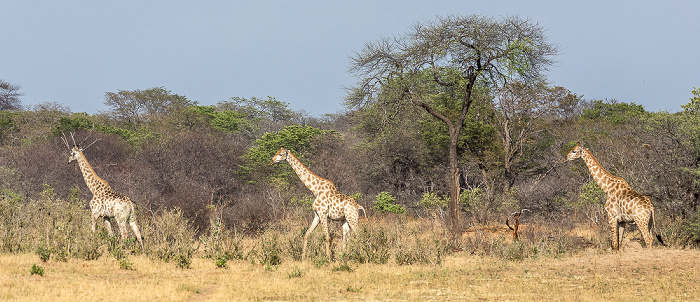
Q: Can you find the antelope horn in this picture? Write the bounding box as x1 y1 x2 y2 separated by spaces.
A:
83 138 101 151
70 132 77 147
506 213 515 231
60 132 71 149
79 124 95 147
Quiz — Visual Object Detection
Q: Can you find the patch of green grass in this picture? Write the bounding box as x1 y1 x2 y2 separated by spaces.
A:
287 266 303 278
215 255 228 269
29 263 45 276
331 261 353 272
36 246 51 262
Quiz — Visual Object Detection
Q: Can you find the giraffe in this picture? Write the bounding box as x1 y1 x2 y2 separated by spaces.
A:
271 147 366 260
63 136 144 250
565 142 662 250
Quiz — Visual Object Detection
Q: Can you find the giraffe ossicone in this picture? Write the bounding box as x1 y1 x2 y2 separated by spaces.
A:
63 135 144 250
565 142 663 250
271 147 367 260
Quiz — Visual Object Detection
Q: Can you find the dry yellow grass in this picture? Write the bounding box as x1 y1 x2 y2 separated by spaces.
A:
1 246 698 301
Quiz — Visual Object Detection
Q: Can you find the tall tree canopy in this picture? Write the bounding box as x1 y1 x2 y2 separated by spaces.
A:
347 14 558 235
103 87 195 124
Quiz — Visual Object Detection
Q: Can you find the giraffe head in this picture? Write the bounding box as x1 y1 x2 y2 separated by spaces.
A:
68 146 84 164
564 142 585 163
270 147 289 165
61 131 99 164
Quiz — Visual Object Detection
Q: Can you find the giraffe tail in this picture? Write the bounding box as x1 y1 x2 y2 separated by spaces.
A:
652 208 666 247
128 203 145 250
358 205 368 222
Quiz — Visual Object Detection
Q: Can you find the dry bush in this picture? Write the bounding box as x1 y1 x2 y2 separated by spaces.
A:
308 134 360 194
460 216 605 261
392 221 450 265
0 186 102 260
134 131 246 233
341 223 393 264
226 191 274 236
1 139 75 199
140 207 197 268
201 226 249 264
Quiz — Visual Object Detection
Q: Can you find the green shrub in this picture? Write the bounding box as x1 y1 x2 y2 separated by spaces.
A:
682 209 700 246
175 250 193 269
29 263 44 276
0 189 23 253
313 257 329 268
286 227 328 263
215 255 228 269
201 216 248 262
36 246 52 262
373 192 404 214
55 249 69 262
2 186 106 259
420 192 447 211
79 242 103 261
119 257 134 270
286 228 306 262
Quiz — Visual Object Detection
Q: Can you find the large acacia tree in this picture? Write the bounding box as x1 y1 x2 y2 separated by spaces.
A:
347 15 558 234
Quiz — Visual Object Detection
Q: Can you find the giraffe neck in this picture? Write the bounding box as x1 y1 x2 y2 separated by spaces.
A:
74 150 111 195
284 151 333 195
580 148 624 194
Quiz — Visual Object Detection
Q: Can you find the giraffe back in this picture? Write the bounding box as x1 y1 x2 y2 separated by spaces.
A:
609 187 653 222
90 187 135 218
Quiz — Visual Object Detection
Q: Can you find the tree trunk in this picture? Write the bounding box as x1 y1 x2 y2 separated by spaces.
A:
448 128 462 236
503 165 513 193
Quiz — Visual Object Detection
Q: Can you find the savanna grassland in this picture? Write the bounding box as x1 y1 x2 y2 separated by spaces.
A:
1 236 698 301
3 14 700 301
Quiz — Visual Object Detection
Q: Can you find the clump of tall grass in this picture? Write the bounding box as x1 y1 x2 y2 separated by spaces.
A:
394 228 450 265
141 208 196 268
1 187 219 269
462 222 601 261
342 224 392 264
285 226 328 263
251 230 283 267
200 214 249 268
1 186 103 260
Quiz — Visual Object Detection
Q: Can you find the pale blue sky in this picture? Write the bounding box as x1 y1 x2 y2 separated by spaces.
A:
2 1 698 116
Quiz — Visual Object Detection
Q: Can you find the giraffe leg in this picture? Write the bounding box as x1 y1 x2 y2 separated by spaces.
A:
609 220 619 251
91 213 99 233
617 222 625 250
638 215 654 249
319 218 331 260
341 221 351 250
117 219 129 242
342 208 360 250
129 218 144 250
302 213 320 261
103 217 114 236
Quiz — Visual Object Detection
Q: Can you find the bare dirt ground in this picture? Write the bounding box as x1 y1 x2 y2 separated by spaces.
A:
1 245 698 301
